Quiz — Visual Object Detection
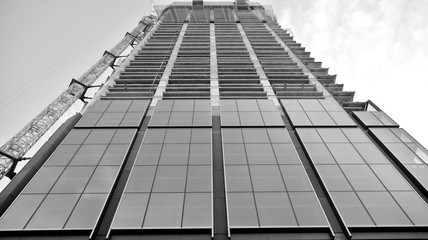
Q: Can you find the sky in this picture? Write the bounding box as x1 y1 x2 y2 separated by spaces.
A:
0 0 427 186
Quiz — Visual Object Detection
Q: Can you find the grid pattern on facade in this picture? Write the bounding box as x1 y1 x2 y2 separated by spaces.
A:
223 128 329 229
353 111 399 128
0 129 136 231
75 100 150 128
370 128 428 194
297 128 428 227
220 99 283 127
111 128 212 230
282 99 356 127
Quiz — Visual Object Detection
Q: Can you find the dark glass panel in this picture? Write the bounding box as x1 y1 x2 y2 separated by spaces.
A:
189 144 211 165
267 128 292 143
169 111 193 126
237 99 259 111
143 193 184 228
272 144 301 164
25 194 80 229
319 99 342 111
354 112 383 126
156 100 174 111
62 129 90 144
107 100 132 112
125 166 156 193
280 165 313 191
249 165 286 192
329 111 356 126
288 192 328 226
326 143 365 164
112 193 149 228
111 129 136 144
128 99 150 112
315 165 353 191
245 143 277 164
194 100 211 111
391 191 428 225
242 129 269 143
220 99 238 111
89 100 110 112
0 194 45 230
317 128 348 143
385 143 423 164
152 166 187 192
150 112 171 126
281 99 303 112
159 144 189 165
193 111 212 126
96 112 125 126
23 166 64 193
299 99 324 111
173 99 195 111
223 144 247 165
76 112 102 127
287 112 312 126
191 129 211 143
255 192 297 227
50 166 95 193
85 130 115 144
330 192 374 226
44 145 80 166
134 144 162 165
164 129 191 143
225 165 252 192
121 112 143 126
370 165 412 191
257 99 277 111
99 144 130 166
182 193 212 228
261 112 284 126
239 112 264 126
65 193 107 229
222 129 244 143
341 128 371 143
143 129 166 143
296 128 323 143
357 192 412 226
340 165 385 191
186 166 211 192
227 192 259 227
221 112 240 126
353 143 389 164
306 112 335 126
370 128 400 143
69 145 107 166
304 143 336 164
85 166 120 193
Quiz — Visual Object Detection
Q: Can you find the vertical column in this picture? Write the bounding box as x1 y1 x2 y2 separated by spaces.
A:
264 24 334 99
237 23 279 107
210 23 220 107
151 23 188 107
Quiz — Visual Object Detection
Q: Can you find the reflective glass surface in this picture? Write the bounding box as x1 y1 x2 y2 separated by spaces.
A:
150 100 212 126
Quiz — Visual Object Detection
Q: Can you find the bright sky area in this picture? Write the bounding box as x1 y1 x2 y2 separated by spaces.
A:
0 0 427 186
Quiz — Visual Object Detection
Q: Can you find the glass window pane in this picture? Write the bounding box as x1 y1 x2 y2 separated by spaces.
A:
272 144 301 164
128 100 149 112
26 194 80 229
45 145 80 166
186 166 211 192
330 192 374 226
23 166 65 193
51 166 95 193
156 100 173 111
341 128 370 143
220 100 238 111
287 112 312 126
126 166 156 192
255 192 297 227
326 143 365 164
225 165 252 192
391 191 428 225
237 99 259 111
257 99 277 111
340 165 385 191
169 111 193 126
246 144 277 164
227 192 258 227
267 129 292 143
193 111 212 126
65 193 107 229
159 144 189 165
353 143 389 164
85 166 120 193
242 129 269 143
239 112 264 126
221 111 240 126
299 99 324 111
150 112 171 126
319 99 342 111
372 112 397 126
222 129 243 143
0 194 45 230
191 129 211 143
121 112 143 126
296 128 322 143
390 128 416 143
107 100 132 112
405 165 428 189
96 112 125 126
280 165 313 191
134 144 162 165
194 100 211 111
289 192 328 227
224 144 247 165
165 129 191 143
69 145 107 166
305 143 336 164
316 165 353 191
306 112 335 126
357 192 412 226
329 111 356 126
85 130 115 144
370 128 400 143
281 99 303 112
99 144 130 166
250 165 286 192
111 129 136 144
144 193 184 228
385 143 423 164
261 112 284 126
112 193 149 228
354 112 383 126
370 165 412 191
406 143 428 164
173 100 195 111
62 130 90 145
143 129 166 143
189 144 211 165
182 193 212 228
317 128 348 143
76 113 102 127
89 100 110 112
152 166 187 192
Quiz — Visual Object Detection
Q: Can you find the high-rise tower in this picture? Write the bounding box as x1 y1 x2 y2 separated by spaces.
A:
1 1 428 240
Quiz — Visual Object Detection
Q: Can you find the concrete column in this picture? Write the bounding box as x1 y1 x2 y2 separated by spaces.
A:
210 23 220 107
150 23 188 108
237 23 280 107
264 24 334 99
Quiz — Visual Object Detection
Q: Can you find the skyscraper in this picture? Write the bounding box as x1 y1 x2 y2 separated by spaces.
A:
1 1 428 240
